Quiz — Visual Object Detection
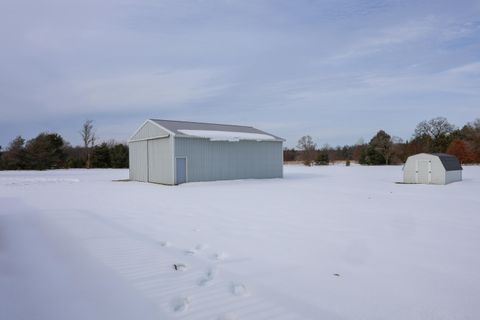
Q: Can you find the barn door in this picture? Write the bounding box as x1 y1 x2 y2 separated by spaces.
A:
416 160 431 184
129 140 148 182
176 157 187 185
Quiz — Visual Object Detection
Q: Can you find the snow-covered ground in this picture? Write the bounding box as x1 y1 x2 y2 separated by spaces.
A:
1 165 480 320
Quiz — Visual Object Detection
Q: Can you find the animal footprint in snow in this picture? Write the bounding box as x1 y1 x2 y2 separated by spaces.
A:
171 296 190 313
198 268 217 286
159 241 171 247
173 263 187 271
217 313 237 320
212 252 228 261
184 249 197 255
231 283 249 297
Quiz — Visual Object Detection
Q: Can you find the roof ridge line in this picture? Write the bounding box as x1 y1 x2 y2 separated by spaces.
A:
150 119 254 128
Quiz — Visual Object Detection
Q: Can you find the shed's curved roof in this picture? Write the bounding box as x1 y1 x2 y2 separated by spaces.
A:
431 153 463 171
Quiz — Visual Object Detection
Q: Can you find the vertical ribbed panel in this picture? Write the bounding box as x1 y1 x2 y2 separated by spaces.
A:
148 138 174 185
445 170 462 184
128 141 148 182
174 138 283 182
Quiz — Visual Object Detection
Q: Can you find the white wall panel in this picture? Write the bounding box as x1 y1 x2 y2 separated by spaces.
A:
175 138 283 182
128 141 148 182
148 138 174 185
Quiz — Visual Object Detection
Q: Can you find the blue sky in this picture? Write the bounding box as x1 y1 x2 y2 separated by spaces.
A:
1 0 479 148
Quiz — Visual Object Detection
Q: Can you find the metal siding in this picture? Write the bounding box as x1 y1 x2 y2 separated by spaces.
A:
128 141 148 182
430 157 446 184
403 156 417 183
445 170 462 184
147 138 174 185
131 121 169 140
174 137 283 182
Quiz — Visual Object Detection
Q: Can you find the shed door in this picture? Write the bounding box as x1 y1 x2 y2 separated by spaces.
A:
176 157 187 185
416 160 431 184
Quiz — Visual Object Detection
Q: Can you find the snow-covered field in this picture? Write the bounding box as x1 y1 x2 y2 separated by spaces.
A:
1 165 480 320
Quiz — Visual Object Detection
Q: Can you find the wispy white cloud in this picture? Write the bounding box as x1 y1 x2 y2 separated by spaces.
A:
73 68 229 111
445 62 480 75
326 16 447 62
1 0 479 146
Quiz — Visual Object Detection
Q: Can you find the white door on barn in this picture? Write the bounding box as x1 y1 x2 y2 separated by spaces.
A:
416 160 431 184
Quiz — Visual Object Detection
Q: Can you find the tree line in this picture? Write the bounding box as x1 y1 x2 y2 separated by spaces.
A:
0 120 128 170
287 117 480 166
2 117 479 170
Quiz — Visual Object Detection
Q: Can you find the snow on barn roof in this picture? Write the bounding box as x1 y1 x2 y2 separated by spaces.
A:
432 153 463 171
177 129 276 142
150 119 284 141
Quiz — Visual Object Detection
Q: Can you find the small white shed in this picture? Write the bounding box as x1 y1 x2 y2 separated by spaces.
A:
403 153 462 185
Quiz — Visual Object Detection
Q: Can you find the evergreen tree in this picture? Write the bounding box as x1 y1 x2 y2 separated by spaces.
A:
65 146 86 168
92 143 112 168
24 133 67 170
359 145 386 165
315 152 329 165
110 144 129 168
369 130 393 164
0 136 27 169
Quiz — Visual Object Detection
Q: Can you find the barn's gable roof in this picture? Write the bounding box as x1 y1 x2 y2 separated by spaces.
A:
432 153 463 171
149 119 284 141
129 120 171 142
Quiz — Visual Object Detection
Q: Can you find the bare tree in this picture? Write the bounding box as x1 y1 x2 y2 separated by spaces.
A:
80 120 96 168
297 135 317 166
413 117 455 153
414 117 455 139
473 118 480 130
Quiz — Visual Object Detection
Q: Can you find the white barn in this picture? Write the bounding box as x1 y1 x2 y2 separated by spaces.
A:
128 119 284 185
403 153 462 185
